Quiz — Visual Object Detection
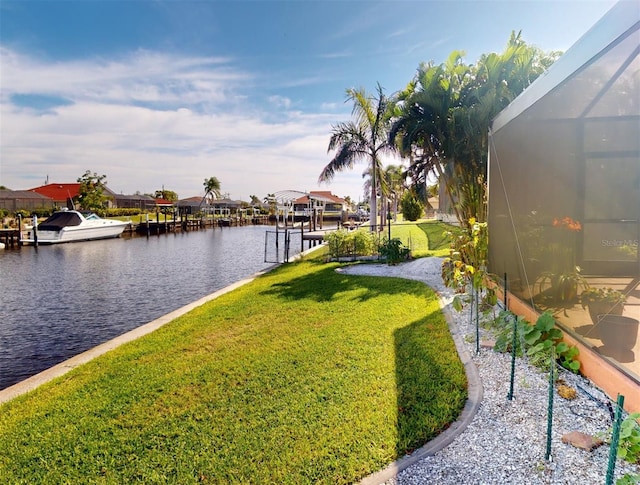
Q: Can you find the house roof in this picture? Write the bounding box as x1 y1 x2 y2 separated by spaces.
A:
0 189 53 201
29 183 81 201
211 198 243 207
176 196 203 207
294 191 346 205
114 193 155 201
28 183 117 201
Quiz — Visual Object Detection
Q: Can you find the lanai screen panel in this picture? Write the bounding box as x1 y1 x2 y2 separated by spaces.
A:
488 4 639 305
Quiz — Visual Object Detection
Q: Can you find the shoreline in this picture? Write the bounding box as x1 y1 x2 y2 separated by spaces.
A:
0 269 273 405
0 242 326 404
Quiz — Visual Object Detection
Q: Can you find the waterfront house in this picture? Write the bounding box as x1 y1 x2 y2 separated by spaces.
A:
0 189 55 213
114 193 157 210
176 196 204 215
293 191 347 222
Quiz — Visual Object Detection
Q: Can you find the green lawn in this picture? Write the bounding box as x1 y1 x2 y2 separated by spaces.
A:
390 219 457 258
0 254 466 484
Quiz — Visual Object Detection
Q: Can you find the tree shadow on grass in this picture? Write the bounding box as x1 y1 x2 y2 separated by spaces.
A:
394 317 468 456
260 264 428 303
417 222 453 251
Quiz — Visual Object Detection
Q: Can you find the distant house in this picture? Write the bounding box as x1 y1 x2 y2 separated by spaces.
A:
211 198 243 215
293 191 346 221
176 196 204 215
28 183 117 209
177 196 244 216
0 189 55 213
114 193 157 210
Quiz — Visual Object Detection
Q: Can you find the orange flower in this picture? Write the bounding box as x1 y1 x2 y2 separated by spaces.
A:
553 216 581 232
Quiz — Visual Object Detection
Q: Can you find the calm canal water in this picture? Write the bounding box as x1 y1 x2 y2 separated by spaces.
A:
0 225 303 390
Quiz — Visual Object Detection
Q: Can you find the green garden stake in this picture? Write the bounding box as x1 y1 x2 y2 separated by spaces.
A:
503 273 507 308
507 313 517 400
468 287 475 348
545 346 555 461
475 286 480 355
605 394 625 485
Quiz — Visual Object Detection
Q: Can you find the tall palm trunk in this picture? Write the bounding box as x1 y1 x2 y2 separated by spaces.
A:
370 167 378 231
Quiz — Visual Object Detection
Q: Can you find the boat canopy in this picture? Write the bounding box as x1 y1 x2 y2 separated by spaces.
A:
38 211 83 231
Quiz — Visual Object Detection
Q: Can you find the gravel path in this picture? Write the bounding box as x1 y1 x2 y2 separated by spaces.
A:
338 258 640 485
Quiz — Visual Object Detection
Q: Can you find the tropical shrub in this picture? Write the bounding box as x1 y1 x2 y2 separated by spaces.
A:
400 190 423 221
324 229 377 260
378 237 410 265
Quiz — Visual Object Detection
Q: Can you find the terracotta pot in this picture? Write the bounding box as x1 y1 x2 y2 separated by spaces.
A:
587 301 624 325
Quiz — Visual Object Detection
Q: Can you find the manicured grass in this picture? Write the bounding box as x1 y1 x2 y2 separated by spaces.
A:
417 220 462 256
0 255 467 484
391 219 456 257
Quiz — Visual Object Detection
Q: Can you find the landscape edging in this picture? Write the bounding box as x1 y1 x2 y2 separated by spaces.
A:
359 294 483 485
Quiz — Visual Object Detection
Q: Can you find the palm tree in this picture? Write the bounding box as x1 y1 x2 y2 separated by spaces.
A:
389 51 469 224
390 35 559 225
202 176 222 207
319 84 395 231
384 164 405 221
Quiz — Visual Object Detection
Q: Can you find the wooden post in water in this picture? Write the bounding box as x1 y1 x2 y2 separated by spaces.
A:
32 215 38 247
17 214 23 247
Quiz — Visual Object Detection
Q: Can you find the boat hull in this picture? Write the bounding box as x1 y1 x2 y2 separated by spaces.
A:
24 210 129 245
33 224 128 244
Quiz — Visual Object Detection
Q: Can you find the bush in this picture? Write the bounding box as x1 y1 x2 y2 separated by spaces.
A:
324 229 377 259
31 208 55 218
378 237 410 265
100 208 143 218
400 191 424 221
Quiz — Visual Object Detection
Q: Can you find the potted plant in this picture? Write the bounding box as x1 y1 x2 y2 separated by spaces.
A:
580 287 626 324
535 216 586 304
536 266 588 304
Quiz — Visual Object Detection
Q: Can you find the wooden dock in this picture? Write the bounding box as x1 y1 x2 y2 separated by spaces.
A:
0 214 274 249
125 214 271 236
0 228 22 248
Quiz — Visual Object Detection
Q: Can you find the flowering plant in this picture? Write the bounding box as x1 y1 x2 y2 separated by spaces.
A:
548 216 582 274
536 215 587 302
552 216 582 232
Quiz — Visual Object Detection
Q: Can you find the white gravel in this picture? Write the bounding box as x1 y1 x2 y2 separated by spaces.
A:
338 257 640 485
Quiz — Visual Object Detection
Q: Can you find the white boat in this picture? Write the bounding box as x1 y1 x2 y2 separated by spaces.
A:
25 209 129 244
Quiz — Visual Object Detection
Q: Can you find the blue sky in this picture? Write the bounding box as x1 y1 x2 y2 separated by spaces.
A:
0 0 619 202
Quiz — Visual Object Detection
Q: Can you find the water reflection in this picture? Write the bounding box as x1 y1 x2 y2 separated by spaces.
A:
0 226 301 390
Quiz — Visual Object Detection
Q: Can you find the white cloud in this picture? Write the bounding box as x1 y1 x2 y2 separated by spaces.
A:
0 47 369 201
268 95 291 109
0 47 243 106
